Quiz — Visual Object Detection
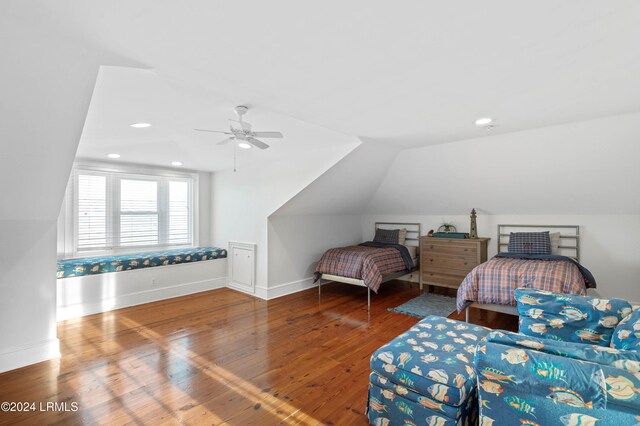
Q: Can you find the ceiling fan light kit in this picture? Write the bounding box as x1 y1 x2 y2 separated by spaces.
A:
194 105 283 150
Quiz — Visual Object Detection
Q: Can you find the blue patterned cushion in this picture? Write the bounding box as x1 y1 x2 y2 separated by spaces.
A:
508 231 551 255
516 288 632 346
611 306 640 352
373 228 400 244
367 377 478 426
57 247 227 278
370 315 492 407
476 331 640 425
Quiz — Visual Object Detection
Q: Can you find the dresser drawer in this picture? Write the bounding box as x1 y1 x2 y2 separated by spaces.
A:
419 236 489 291
421 255 478 272
422 242 478 256
421 270 466 288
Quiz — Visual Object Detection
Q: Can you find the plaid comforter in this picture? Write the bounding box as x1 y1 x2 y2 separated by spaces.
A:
314 245 408 293
456 256 589 312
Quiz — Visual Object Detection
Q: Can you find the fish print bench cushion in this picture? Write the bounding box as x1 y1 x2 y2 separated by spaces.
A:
611 305 640 352
370 315 492 407
367 381 478 426
475 330 640 425
57 247 227 278
515 288 632 346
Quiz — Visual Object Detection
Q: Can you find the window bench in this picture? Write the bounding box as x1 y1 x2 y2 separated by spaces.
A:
56 247 228 320
57 247 227 279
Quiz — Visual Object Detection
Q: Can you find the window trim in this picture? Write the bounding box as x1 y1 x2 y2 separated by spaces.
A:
61 161 199 258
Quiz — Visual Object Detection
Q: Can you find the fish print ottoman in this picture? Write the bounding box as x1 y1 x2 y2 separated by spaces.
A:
367 315 492 426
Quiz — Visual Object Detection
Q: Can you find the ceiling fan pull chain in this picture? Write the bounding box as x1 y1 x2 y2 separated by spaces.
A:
234 144 237 173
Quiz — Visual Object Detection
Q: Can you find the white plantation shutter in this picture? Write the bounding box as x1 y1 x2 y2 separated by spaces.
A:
72 168 194 254
120 179 159 247
76 174 107 250
168 180 191 244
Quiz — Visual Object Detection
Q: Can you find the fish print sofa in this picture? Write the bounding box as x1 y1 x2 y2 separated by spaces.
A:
367 315 492 426
475 288 640 425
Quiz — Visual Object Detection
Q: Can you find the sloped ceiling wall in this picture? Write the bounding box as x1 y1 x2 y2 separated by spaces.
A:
272 138 400 216
267 139 400 289
366 112 640 215
360 112 640 301
0 9 141 372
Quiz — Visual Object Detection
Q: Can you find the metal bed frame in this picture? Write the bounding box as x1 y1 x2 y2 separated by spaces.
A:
317 222 421 309
465 224 581 322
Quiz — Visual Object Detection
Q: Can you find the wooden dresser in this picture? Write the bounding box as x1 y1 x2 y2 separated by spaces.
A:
420 236 490 291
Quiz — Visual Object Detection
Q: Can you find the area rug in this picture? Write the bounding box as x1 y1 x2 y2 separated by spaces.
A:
388 292 457 318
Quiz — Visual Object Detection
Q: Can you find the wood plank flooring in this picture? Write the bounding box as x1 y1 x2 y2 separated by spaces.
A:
0 281 517 426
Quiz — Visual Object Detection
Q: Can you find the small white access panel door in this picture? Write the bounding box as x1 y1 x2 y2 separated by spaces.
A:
228 241 256 294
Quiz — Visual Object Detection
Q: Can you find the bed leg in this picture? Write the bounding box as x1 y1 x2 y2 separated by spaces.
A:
367 287 371 310
318 277 321 297
465 306 469 323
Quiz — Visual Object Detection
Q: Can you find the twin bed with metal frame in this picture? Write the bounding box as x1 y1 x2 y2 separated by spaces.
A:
317 222 421 309
463 224 582 321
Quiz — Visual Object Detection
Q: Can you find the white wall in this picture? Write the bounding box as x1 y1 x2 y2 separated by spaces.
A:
211 124 360 298
267 215 363 298
265 139 400 296
0 10 140 372
362 112 640 302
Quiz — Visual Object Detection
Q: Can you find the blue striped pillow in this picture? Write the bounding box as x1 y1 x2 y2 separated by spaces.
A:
508 231 551 255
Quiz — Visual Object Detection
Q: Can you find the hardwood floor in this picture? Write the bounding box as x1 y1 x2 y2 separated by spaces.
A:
0 281 517 426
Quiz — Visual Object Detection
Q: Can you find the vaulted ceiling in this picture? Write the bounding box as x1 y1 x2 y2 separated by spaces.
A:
8 1 640 170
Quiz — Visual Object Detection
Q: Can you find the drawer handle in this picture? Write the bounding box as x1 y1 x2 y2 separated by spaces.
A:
464 248 468 251
464 262 468 265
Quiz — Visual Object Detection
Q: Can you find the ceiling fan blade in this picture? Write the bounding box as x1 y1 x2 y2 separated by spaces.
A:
251 131 283 139
246 137 269 150
194 129 233 135
229 119 251 133
217 137 235 145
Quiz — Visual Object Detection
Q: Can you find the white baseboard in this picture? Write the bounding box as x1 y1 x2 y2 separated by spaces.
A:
251 277 318 301
253 285 269 300
0 338 60 374
58 277 226 320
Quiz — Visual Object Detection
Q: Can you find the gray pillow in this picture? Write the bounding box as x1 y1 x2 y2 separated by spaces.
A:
373 228 400 244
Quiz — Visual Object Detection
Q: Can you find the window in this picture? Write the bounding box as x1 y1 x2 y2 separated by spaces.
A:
67 165 196 256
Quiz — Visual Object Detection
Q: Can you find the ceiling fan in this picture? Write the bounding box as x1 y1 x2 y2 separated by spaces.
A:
194 106 283 150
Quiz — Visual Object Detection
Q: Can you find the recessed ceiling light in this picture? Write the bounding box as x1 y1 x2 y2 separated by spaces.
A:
237 142 252 149
171 161 183 166
474 117 494 126
107 153 121 159
130 122 152 128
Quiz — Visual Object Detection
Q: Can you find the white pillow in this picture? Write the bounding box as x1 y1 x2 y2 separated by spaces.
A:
405 245 417 259
398 228 408 245
549 232 560 255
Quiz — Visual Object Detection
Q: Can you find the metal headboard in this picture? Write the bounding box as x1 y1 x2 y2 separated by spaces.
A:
497 224 580 262
375 222 421 247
